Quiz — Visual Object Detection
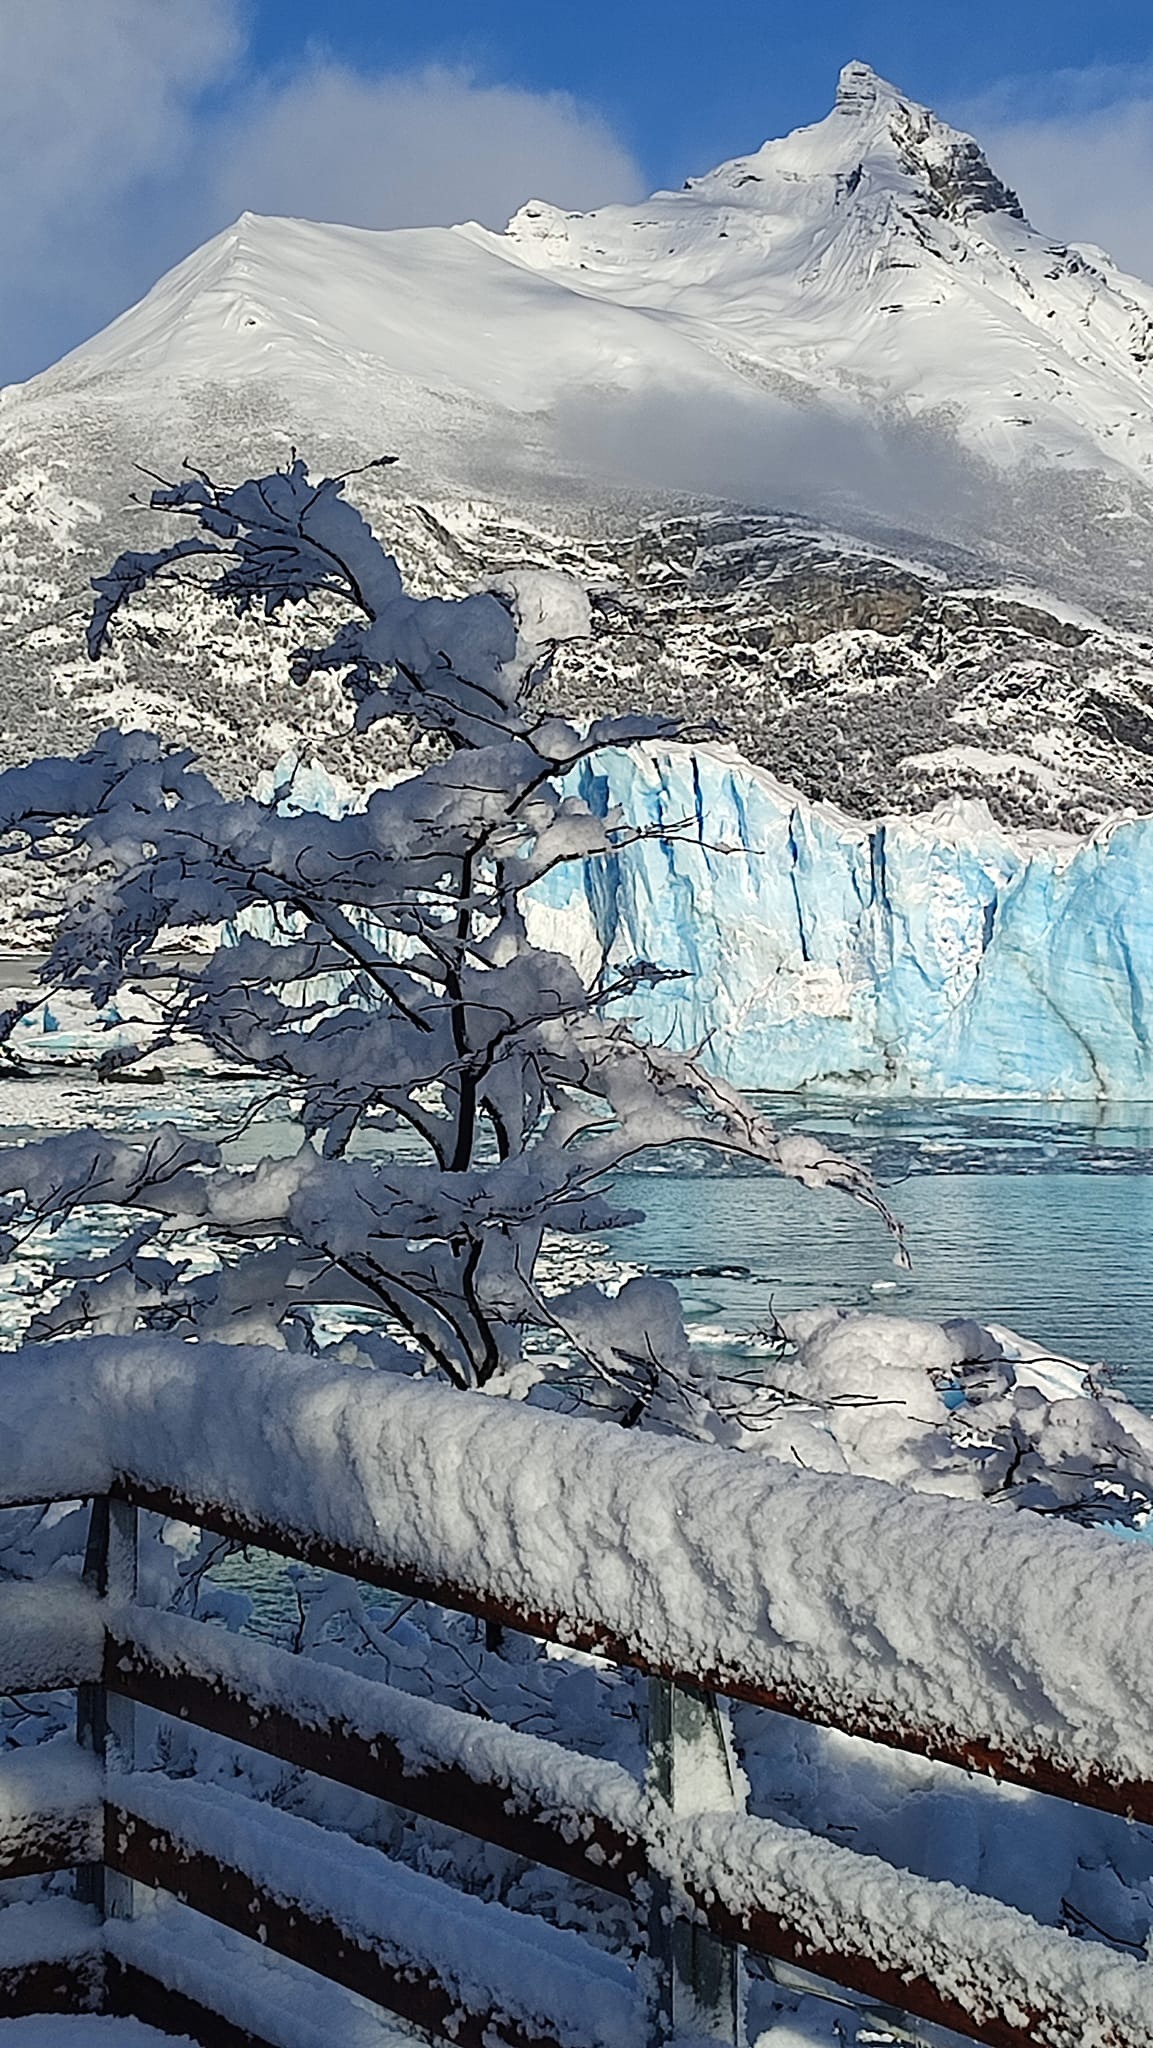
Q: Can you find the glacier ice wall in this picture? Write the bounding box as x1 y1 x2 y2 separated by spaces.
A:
216 744 1153 1100
527 746 1153 1099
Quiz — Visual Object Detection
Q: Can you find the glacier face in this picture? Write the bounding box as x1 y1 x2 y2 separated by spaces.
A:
528 746 1153 1098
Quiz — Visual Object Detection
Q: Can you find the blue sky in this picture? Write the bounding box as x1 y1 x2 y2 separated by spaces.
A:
241 0 1153 190
3 1 1153 384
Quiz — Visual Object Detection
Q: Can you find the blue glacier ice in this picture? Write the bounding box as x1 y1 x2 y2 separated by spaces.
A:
526 745 1153 1099
218 745 1153 1100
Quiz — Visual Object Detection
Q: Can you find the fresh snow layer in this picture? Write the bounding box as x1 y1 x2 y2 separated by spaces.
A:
108 1899 470 2048
676 1810 1153 2048
6 1337 1153 1788
113 1771 640 2048
0 1899 100 1969
489 60 1153 483
0 1740 101 1867
0 1580 103 1691
116 1604 643 1841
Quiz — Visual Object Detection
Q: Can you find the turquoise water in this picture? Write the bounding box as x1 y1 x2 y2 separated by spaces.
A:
8 1075 1151 1630
611 1098 1153 1411
2 1075 1153 1408
217 1096 1153 1631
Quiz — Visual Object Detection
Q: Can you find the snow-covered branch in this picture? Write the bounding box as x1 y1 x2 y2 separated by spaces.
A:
0 455 904 1409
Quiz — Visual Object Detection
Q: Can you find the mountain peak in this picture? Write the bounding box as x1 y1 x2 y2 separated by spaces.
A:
14 55 1153 522
829 61 1024 223
834 59 907 110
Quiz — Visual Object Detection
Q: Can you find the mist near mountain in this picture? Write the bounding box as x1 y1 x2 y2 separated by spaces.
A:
553 381 990 536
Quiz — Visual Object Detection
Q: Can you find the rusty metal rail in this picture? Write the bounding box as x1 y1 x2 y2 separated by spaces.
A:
1 1470 1153 2048
117 1476 1153 1831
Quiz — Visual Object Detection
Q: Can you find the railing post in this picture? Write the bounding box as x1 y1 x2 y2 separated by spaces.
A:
76 1493 139 1920
646 1678 745 2045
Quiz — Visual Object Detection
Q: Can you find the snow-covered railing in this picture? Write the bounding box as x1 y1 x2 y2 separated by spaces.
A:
2 1341 1153 2046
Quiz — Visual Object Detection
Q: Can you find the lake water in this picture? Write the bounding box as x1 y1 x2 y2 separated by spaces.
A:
8 1071 1152 1634
2 1074 1153 1409
610 1097 1153 1412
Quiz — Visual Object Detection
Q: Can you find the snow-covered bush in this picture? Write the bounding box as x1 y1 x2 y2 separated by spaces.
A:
1 456 1152 1519
0 456 902 1425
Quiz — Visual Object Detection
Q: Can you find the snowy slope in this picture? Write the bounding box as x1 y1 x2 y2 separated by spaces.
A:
491 60 1153 479
547 510 1153 835
15 61 1153 491
19 208 734 424
4 58 1153 940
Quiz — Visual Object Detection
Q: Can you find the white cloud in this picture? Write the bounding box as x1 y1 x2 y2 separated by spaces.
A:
0 0 243 379
213 61 643 231
0 9 643 385
0 0 240 240
956 70 1153 286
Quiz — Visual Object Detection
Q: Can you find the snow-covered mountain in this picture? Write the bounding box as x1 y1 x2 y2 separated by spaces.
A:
16 60 1153 491
498 59 1153 482
7 63 1153 1091
5 63 1153 842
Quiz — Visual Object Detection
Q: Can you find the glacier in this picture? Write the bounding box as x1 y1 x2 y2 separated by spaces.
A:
527 745 1153 1099
55 743 1146 1104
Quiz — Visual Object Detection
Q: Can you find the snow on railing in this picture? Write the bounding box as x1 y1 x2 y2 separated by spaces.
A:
1 1340 1153 2046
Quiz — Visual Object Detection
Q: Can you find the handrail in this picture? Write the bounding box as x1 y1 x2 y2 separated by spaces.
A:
107 1775 639 2048
2 1486 1153 2046
3 1342 1153 2044
105 1602 645 1896
4 1336 1153 1812
114 1474 1153 1829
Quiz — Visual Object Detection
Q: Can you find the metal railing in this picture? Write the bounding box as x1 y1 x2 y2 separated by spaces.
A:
1 1370 1152 2047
